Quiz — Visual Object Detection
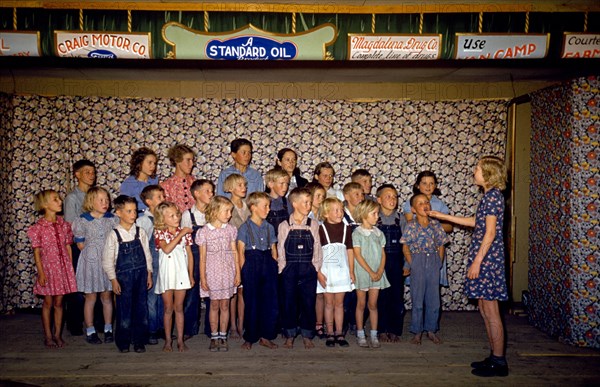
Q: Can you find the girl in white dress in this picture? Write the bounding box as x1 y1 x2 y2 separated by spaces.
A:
317 198 355 347
153 201 194 353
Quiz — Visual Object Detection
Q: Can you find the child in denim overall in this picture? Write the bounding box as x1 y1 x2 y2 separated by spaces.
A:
376 184 407 343
181 179 214 340
277 187 323 349
265 168 292 237
238 192 279 350
102 195 154 353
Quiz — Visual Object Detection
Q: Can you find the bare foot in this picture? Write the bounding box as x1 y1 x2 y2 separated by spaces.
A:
427 332 442 344
229 330 241 340
303 337 314 349
283 338 294 349
388 333 401 343
53 336 66 348
241 341 252 350
177 341 189 352
163 341 173 352
44 337 57 349
259 338 278 349
410 334 422 345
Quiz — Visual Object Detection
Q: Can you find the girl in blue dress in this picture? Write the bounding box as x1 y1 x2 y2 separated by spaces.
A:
429 156 509 378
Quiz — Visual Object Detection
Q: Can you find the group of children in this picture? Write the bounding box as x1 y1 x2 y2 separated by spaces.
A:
27 138 508 375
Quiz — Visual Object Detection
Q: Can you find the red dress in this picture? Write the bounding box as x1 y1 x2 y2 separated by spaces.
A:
27 217 78 296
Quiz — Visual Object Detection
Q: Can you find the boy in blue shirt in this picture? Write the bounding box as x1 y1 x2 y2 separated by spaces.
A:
216 138 264 197
265 168 292 236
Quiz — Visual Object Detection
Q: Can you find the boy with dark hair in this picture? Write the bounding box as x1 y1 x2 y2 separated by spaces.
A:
216 138 264 197
351 169 375 201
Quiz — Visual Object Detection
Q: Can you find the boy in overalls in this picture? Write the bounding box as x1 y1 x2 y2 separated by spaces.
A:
102 195 153 353
265 168 292 236
237 192 279 350
277 188 323 349
376 184 407 342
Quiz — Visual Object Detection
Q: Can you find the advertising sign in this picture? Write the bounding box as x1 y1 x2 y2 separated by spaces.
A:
162 23 336 60
455 33 549 59
55 31 151 59
348 34 442 60
561 33 600 58
0 31 41 57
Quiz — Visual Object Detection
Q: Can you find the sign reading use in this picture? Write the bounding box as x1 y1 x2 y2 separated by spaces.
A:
0 31 41 56
455 34 549 59
54 31 152 59
348 34 441 60
561 33 600 58
162 23 336 60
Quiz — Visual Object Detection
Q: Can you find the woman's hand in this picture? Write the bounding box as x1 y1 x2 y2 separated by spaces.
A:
428 210 446 221
37 272 47 286
467 261 481 279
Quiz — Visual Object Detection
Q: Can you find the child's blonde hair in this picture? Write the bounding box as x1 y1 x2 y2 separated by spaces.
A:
479 156 507 190
82 187 110 213
319 197 343 221
246 191 270 211
343 182 363 195
352 199 380 223
265 168 290 184
153 201 180 231
33 189 58 215
223 173 247 193
205 196 234 224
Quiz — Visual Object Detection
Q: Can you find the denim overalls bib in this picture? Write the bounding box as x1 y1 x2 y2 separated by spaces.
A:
267 197 289 236
284 217 314 263
115 227 146 274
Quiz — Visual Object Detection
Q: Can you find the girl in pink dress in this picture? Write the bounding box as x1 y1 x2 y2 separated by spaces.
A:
27 190 78 348
197 196 240 352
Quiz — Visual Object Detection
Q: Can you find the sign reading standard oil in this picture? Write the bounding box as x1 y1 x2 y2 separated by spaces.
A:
162 23 336 60
561 33 600 58
0 31 41 56
455 34 549 59
54 31 151 59
348 34 441 60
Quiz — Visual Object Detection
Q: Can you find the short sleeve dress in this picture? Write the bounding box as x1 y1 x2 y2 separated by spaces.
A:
154 228 193 293
27 216 78 296
352 226 390 291
196 223 238 300
465 188 508 301
72 212 119 293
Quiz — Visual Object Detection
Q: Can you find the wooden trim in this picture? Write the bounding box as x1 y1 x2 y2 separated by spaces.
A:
1 1 599 13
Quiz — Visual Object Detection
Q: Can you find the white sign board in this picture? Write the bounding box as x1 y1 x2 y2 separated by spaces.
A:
0 31 41 57
455 34 549 59
561 33 600 58
348 34 442 60
55 31 151 59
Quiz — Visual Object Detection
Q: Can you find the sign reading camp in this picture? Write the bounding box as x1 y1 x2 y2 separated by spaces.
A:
207 36 298 60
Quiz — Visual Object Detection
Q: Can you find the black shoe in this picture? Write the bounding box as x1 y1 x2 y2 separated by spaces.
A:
148 333 159 345
471 356 492 369
335 335 350 347
104 331 114 343
134 344 146 353
119 347 130 353
325 335 336 347
85 333 102 344
471 362 509 377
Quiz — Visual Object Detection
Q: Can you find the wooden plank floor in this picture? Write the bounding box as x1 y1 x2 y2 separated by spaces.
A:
1 311 599 386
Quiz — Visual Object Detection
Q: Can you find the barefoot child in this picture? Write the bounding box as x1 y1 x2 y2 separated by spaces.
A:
352 199 390 349
238 192 279 350
72 187 119 345
278 187 323 349
318 198 355 347
28 190 78 348
401 194 449 345
153 201 194 352
197 196 240 352
102 195 154 353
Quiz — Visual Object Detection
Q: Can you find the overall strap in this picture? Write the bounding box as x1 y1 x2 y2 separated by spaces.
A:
135 226 140 240
189 210 198 227
245 219 257 249
282 197 288 213
320 224 332 245
114 228 123 243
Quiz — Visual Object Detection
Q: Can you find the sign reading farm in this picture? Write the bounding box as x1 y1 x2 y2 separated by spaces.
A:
455 33 549 59
348 34 441 60
54 31 151 59
162 22 336 60
0 31 41 56
561 33 600 58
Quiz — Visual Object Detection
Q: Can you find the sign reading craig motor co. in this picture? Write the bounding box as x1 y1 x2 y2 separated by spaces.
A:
0 31 41 56
455 34 549 59
54 31 151 59
348 34 441 60
162 23 336 60
562 33 600 58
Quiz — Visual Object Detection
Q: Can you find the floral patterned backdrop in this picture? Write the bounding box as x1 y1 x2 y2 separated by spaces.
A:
529 76 599 348
0 94 507 312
